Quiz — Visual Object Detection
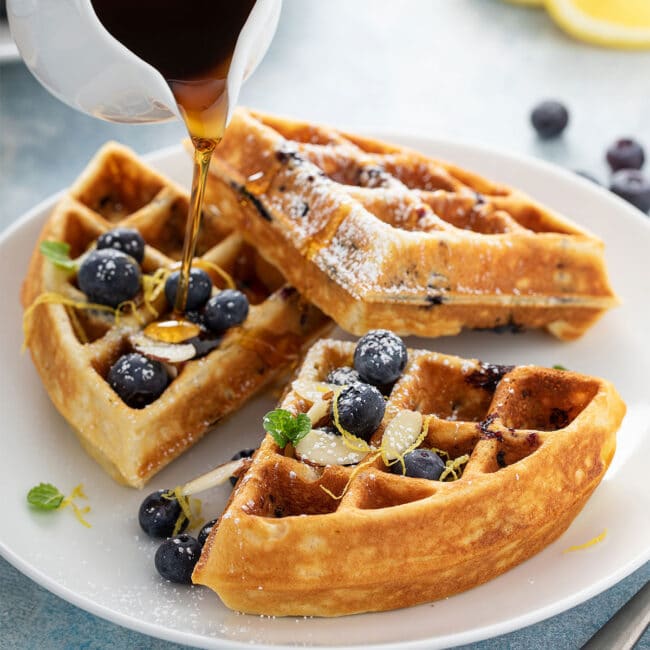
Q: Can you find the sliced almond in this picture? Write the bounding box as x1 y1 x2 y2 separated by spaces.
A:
295 429 366 466
130 331 196 364
179 458 248 496
292 379 333 403
306 397 331 426
381 410 424 460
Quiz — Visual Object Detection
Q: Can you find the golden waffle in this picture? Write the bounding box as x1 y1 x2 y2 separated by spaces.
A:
204 108 618 340
193 338 625 616
21 143 331 488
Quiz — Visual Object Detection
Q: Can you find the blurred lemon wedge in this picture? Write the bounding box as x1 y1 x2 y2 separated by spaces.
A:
503 0 544 5
545 0 650 48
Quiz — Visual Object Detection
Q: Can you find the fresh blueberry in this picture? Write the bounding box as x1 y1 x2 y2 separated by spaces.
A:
390 449 445 480
610 169 650 213
154 534 201 584
606 138 645 172
165 268 212 311
138 489 187 538
326 366 362 386
530 100 569 139
353 330 408 387
96 227 146 264
107 352 169 408
334 383 385 442
198 518 219 547
77 248 141 308
204 289 249 332
229 448 255 486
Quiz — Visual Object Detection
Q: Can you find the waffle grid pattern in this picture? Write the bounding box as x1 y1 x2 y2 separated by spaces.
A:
21 143 331 487
206 108 618 340
194 338 624 616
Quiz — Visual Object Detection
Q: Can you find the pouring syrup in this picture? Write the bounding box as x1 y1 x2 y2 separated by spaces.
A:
91 0 257 342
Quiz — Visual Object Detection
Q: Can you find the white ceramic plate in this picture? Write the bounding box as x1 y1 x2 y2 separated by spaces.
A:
1 138 649 650
0 21 19 62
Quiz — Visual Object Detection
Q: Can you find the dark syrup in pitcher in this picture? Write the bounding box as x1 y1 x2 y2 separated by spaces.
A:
91 0 256 342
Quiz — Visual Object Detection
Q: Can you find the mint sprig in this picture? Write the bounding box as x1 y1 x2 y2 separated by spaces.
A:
27 483 65 510
263 409 311 448
552 364 568 370
39 240 78 271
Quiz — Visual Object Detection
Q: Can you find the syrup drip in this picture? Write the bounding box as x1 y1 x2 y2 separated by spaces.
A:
91 0 256 343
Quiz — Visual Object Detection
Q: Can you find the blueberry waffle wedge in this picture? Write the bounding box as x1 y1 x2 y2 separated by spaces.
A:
204 108 618 340
193 334 625 616
21 143 330 488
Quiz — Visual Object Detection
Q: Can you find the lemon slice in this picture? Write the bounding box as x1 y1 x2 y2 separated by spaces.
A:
545 0 650 48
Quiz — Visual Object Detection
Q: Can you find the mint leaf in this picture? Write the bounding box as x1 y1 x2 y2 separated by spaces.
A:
293 413 312 444
27 483 64 510
552 364 568 371
263 409 312 448
39 240 78 271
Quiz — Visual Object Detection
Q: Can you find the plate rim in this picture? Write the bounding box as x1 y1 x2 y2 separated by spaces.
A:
2 135 649 650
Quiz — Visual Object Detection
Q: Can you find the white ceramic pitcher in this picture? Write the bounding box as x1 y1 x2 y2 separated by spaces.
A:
7 0 282 124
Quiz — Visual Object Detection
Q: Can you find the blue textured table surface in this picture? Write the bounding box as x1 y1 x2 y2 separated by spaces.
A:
1 1 649 648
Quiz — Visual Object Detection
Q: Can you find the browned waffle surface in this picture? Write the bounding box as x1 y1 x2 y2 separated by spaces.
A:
21 143 331 488
193 339 625 616
205 108 618 340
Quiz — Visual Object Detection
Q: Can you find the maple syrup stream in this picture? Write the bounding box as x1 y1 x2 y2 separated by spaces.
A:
90 0 256 343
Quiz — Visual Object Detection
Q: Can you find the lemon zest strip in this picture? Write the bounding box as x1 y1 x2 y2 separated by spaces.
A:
564 529 607 553
439 454 470 482
171 259 236 290
114 300 143 326
168 487 204 535
141 267 171 317
60 483 91 528
22 293 117 351
320 451 383 500
197 259 236 290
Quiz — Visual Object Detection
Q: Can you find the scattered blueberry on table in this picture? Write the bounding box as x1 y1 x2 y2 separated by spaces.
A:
530 100 569 139
610 169 650 213
606 138 645 172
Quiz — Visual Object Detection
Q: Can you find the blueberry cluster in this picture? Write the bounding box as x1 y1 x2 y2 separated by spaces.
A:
321 330 408 443
606 141 650 213
138 489 200 584
321 331 449 479
164 268 250 334
82 228 251 408
530 101 650 214
139 449 253 584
